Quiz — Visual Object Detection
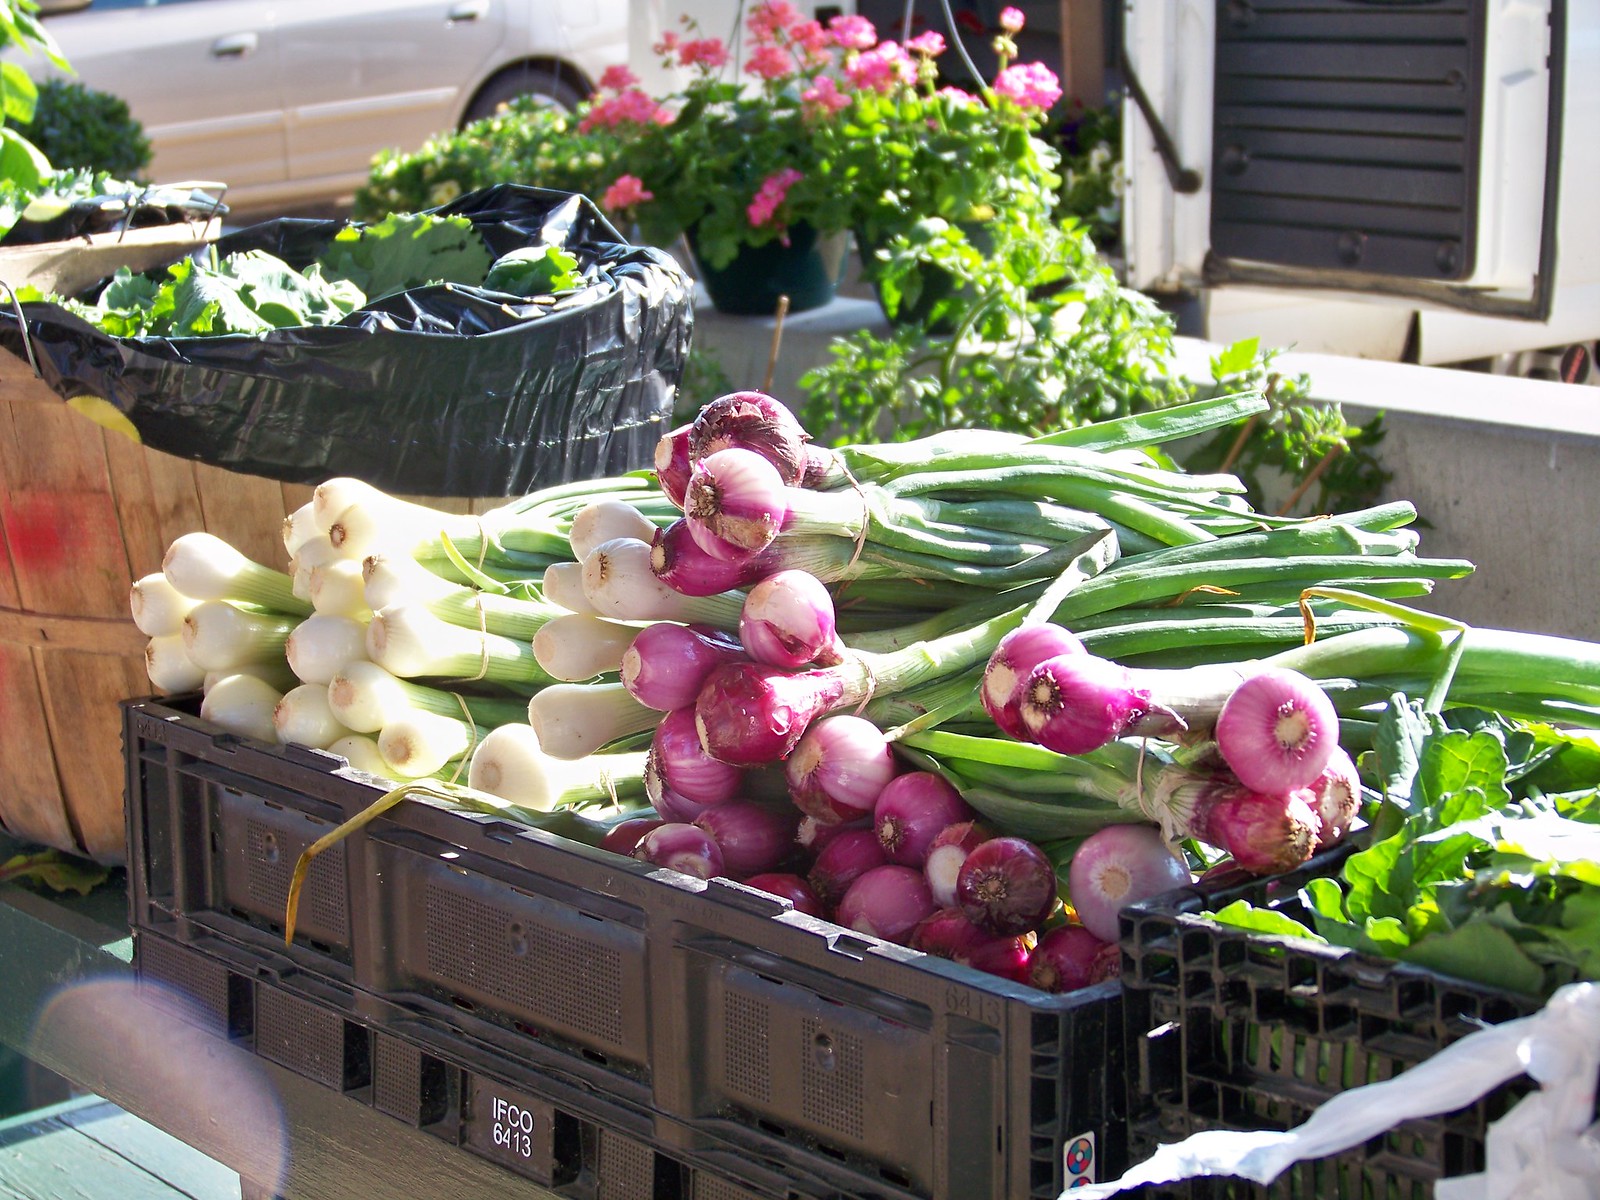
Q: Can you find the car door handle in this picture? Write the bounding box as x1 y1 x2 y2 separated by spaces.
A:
211 31 258 58
448 0 490 22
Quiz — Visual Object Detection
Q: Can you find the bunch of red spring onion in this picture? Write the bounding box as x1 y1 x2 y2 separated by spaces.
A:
134 389 1600 994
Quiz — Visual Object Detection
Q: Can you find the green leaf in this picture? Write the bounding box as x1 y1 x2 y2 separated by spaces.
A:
0 125 48 195
1207 899 1323 942
170 257 273 337
1 59 38 125
1343 832 1407 923
1362 915 1413 953
482 245 583 296
1399 920 1546 996
0 849 111 895
1372 692 1432 808
1212 336 1260 379
1303 876 1348 924
320 211 492 301
1417 730 1511 817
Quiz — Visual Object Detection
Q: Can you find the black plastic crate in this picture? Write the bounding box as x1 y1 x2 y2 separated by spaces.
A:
125 696 1127 1200
1118 861 1549 1200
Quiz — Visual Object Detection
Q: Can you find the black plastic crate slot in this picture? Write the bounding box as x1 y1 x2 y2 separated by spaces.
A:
255 983 369 1093
595 1126 659 1200
135 932 253 1040
684 948 939 1194
214 782 352 959
376 841 650 1072
373 1032 454 1130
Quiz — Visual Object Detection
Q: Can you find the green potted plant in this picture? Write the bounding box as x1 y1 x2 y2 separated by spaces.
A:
820 6 1064 325
590 4 853 315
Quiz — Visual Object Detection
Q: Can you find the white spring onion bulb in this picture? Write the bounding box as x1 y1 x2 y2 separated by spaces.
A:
145 635 206 693
163 532 310 614
581 538 743 624
285 614 369 685
200 674 283 742
363 554 562 642
273 683 353 749
131 573 199 637
467 725 648 812
542 562 597 615
326 734 395 779
527 682 658 760
532 614 639 681
568 500 659 562
292 532 339 573
203 662 298 693
291 560 315 604
327 661 417 732
367 604 542 685
327 494 480 560
326 661 528 735
377 710 482 778
309 560 372 620
182 601 300 672
311 477 387 532
361 553 458 610
282 502 320 555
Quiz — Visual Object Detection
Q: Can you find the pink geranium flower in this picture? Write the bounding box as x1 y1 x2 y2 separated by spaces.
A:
906 31 946 57
680 37 730 69
598 64 639 92
746 44 796 81
844 41 915 92
827 13 877 50
579 88 669 132
747 167 803 228
652 31 680 56
748 0 803 42
790 19 830 56
802 74 851 114
993 61 1062 110
602 174 653 210
999 6 1025 32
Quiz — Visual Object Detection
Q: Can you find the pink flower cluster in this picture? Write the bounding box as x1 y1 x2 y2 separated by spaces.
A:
994 61 1062 110
746 44 795 81
999 6 1026 33
802 74 850 114
826 13 877 50
579 88 670 132
680 37 730 69
905 31 946 57
844 41 915 92
748 0 802 41
602 174 652 210
747 167 803 228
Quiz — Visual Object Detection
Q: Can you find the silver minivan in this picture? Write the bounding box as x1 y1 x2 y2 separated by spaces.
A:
25 0 629 214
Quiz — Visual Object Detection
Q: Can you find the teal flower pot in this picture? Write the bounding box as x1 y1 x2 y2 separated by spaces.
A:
688 222 848 316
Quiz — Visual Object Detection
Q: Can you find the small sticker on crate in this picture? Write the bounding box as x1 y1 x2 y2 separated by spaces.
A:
1063 1131 1096 1187
462 1076 558 1185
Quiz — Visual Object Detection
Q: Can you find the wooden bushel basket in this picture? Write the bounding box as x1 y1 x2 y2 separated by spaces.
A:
0 338 504 865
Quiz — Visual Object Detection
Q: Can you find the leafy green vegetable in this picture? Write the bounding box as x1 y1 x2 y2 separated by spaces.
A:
482 245 582 296
319 211 491 301
1206 711 1600 997
23 211 570 340
0 848 111 895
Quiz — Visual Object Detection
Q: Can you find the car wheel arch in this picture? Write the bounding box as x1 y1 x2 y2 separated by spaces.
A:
460 57 592 126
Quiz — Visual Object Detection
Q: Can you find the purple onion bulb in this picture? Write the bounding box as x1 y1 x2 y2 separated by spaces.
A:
739 569 846 668
689 392 812 486
911 908 1031 984
808 827 889 908
836 865 936 945
634 822 725 880
982 624 1086 740
649 519 763 597
1020 653 1152 754
1068 823 1193 942
873 771 975 867
924 820 992 908
599 817 665 859
785 714 898 824
684 448 789 562
654 423 694 508
622 621 747 712
742 872 826 918
653 707 744 803
1214 668 1340 794
693 802 800 878
694 661 847 767
1029 924 1120 993
1193 784 1322 877
955 836 1058 937
1307 746 1361 849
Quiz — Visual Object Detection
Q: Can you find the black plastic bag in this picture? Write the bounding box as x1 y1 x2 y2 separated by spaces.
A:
0 185 694 495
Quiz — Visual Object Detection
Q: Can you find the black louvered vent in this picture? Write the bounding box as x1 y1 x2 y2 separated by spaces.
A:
1210 0 1486 280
